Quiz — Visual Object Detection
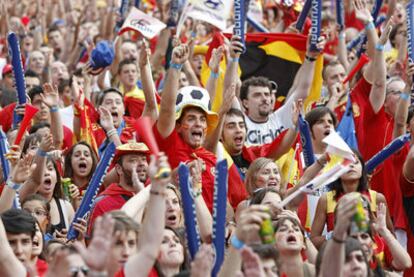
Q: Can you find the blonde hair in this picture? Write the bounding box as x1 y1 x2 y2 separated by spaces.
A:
245 158 279 195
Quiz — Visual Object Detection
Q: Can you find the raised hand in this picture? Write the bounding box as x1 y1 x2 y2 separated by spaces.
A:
333 193 358 240
98 106 115 132
329 82 347 99
291 99 303 128
378 18 394 45
39 133 54 152
240 246 266 277
190 244 215 277
372 203 387 235
306 35 327 58
235 205 271 244
219 83 236 116
209 46 224 74
171 43 190 65
148 153 171 186
72 218 88 242
41 83 59 108
74 215 115 272
10 153 35 184
353 0 373 24
188 158 203 193
131 168 145 192
138 40 151 68
229 35 244 59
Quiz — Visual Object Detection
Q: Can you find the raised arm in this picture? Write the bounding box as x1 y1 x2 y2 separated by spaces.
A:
367 20 392 113
393 63 413 138
139 42 159 122
337 29 350 70
41 83 63 149
373 203 412 270
124 153 171 277
223 36 243 93
203 84 236 153
286 36 326 102
320 194 357 277
157 44 190 138
98 107 122 147
205 46 224 103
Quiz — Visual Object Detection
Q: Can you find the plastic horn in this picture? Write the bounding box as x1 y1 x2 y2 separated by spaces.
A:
246 15 270 33
212 160 228 277
298 114 315 167
13 105 39 146
309 0 322 51
234 0 246 51
7 33 27 125
336 0 344 31
178 163 201 260
135 116 171 178
167 0 179 27
342 54 369 84
67 142 116 240
366 134 411 173
296 0 312 32
115 0 129 32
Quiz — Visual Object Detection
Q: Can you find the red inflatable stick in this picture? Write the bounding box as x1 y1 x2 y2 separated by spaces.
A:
14 105 39 146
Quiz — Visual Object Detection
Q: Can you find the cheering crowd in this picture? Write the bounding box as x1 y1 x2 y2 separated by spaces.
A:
1 0 414 276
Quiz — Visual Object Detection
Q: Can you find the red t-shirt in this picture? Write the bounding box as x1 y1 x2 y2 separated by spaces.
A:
153 126 218 212
87 184 134 235
36 259 48 277
114 267 158 277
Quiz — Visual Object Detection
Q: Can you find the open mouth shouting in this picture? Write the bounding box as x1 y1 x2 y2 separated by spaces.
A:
233 135 244 147
77 161 89 174
190 130 204 142
286 234 298 244
166 213 179 227
42 177 53 192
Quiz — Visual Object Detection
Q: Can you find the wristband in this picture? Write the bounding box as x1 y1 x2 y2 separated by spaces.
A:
325 231 333 240
400 93 410 101
364 21 375 31
375 43 384 51
88 270 108 277
210 71 219 79
230 235 245 250
150 190 167 197
332 235 346 243
192 188 202 198
232 57 239 63
49 106 59 113
6 178 21 191
170 63 183 71
106 129 117 138
305 55 317 62
36 149 48 157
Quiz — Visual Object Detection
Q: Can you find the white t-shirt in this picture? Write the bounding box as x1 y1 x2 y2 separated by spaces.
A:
244 97 294 146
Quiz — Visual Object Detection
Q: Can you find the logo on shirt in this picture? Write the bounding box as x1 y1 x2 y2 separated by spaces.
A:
246 126 285 145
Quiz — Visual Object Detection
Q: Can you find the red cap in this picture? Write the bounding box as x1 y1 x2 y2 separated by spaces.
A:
2 64 12 77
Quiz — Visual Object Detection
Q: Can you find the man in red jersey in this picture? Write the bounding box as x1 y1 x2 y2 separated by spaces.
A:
87 142 149 235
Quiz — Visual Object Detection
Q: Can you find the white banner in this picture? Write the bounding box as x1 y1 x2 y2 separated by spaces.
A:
118 7 167 39
186 0 232 30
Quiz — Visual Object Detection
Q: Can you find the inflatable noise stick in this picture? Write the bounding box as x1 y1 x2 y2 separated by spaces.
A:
135 116 171 178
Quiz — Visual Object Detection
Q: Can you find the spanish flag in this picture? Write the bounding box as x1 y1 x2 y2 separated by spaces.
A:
201 33 323 110
76 99 99 155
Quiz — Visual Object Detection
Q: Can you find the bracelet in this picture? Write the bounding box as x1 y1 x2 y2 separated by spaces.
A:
305 55 317 62
192 188 202 198
6 178 21 191
400 93 410 101
170 63 183 71
230 235 245 250
375 43 384 51
106 128 117 138
332 235 346 244
36 149 48 157
49 106 59 113
150 190 167 197
316 158 326 167
88 270 108 277
232 57 239 63
210 71 219 79
364 21 375 31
